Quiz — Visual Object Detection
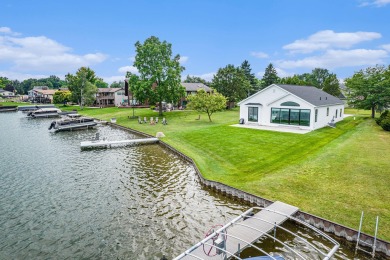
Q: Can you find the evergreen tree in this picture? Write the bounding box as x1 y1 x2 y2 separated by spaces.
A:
240 60 258 95
261 63 279 88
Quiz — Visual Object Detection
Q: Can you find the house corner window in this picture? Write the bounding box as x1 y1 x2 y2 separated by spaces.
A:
315 109 318 123
327 107 329 116
248 107 258 122
335 109 338 118
340 109 342 117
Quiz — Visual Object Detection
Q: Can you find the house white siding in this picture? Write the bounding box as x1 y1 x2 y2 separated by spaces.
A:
238 84 345 131
114 90 128 106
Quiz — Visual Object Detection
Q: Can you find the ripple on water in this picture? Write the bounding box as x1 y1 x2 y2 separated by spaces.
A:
0 112 366 259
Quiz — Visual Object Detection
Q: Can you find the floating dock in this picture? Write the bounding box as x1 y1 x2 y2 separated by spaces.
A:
80 137 159 148
175 201 339 260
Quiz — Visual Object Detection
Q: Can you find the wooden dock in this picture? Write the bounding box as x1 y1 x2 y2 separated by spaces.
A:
176 201 299 260
80 137 159 148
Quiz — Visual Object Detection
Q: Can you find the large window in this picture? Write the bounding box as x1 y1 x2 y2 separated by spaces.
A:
248 107 258 122
271 108 311 126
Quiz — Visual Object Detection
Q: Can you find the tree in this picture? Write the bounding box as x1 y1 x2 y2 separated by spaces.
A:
65 67 98 107
110 81 124 88
211 64 251 107
322 74 341 97
183 75 207 84
261 63 279 88
132 36 185 116
0 77 11 89
310 68 331 88
345 65 390 118
187 89 227 122
95 78 108 88
53 90 72 105
240 60 259 95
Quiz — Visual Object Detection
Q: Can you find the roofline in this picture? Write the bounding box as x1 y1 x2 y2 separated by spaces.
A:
239 84 344 107
237 84 279 105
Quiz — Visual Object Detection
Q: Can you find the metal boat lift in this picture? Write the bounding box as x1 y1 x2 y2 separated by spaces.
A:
174 201 339 260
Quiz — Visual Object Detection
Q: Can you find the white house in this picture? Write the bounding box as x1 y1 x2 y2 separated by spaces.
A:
0 89 14 97
238 84 345 131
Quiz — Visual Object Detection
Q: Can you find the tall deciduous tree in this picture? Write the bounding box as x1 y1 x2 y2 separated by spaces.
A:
345 65 390 118
261 63 279 88
211 64 251 107
65 67 98 107
322 74 341 97
132 36 185 116
53 90 72 105
187 89 227 122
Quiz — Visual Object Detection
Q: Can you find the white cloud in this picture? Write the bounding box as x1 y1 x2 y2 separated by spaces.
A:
0 27 20 36
0 31 107 72
118 65 138 74
250 51 269 58
0 70 50 81
283 30 381 53
359 0 390 7
102 75 126 84
179 56 189 64
276 49 388 69
381 44 390 51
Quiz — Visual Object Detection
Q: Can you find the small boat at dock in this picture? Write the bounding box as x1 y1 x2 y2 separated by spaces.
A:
27 107 62 118
49 115 97 131
0 105 17 112
18 104 56 112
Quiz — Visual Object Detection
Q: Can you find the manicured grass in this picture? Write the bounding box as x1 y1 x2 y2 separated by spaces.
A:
61 106 390 240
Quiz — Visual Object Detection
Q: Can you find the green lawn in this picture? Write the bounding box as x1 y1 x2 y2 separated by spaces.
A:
47 105 390 240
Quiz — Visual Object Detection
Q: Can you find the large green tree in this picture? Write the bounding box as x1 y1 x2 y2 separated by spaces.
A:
131 36 185 116
65 67 98 107
261 63 279 88
345 65 390 118
186 89 227 122
211 64 251 107
322 74 341 97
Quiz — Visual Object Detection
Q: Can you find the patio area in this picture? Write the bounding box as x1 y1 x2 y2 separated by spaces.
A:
231 123 312 134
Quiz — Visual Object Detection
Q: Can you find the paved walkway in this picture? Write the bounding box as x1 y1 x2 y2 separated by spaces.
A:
231 124 312 134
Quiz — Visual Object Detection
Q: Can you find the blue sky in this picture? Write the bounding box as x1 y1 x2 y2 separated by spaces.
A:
0 0 389 84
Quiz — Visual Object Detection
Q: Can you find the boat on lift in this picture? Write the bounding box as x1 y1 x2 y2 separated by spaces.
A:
27 107 62 118
48 114 97 131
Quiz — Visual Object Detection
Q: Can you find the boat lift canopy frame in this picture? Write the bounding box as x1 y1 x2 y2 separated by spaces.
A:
174 206 340 260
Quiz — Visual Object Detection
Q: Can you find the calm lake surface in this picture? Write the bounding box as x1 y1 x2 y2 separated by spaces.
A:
0 111 368 259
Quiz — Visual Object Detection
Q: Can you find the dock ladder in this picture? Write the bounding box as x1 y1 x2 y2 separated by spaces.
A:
355 211 379 258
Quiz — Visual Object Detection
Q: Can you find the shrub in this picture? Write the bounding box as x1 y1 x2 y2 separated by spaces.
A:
150 105 155 110
376 110 389 125
380 116 390 131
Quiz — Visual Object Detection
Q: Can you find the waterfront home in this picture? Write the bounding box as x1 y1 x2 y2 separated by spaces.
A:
238 84 345 131
180 83 212 108
96 87 141 107
28 86 55 103
0 89 14 97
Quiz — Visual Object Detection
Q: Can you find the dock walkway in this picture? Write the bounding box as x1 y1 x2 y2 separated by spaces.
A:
80 137 159 148
176 201 299 260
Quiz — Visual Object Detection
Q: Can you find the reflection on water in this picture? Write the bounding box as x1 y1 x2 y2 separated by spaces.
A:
0 112 370 259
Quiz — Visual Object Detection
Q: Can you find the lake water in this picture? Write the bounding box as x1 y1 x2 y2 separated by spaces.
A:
0 112 369 259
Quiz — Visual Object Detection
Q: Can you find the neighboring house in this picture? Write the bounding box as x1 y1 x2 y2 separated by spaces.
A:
0 89 14 97
238 84 345 131
180 83 212 108
96 88 140 107
27 86 54 103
